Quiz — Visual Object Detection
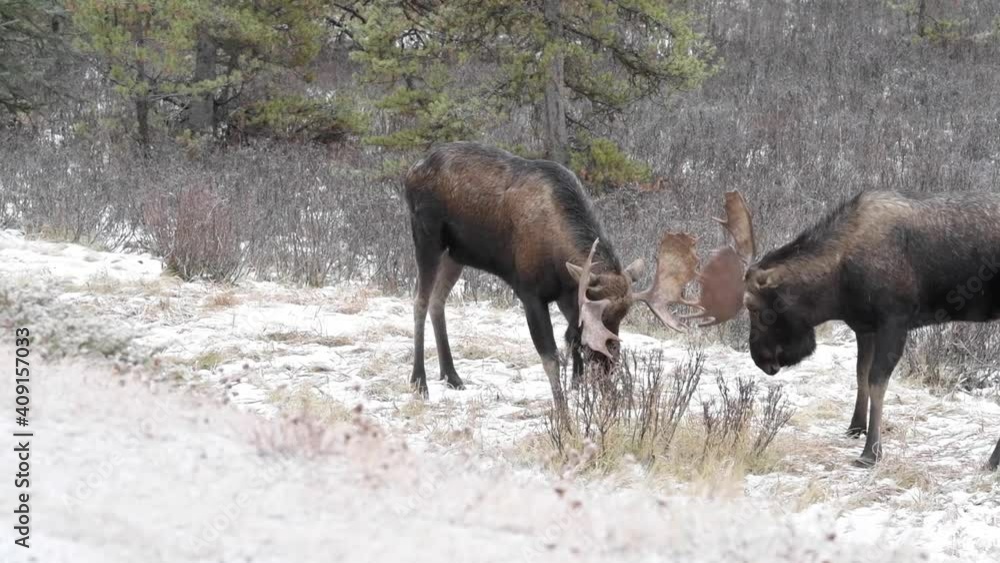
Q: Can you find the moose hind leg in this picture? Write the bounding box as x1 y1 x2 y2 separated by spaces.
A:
410 223 444 398
988 436 1000 471
848 332 874 437
430 253 465 389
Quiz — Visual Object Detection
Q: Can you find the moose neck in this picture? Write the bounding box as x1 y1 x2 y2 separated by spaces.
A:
778 264 841 328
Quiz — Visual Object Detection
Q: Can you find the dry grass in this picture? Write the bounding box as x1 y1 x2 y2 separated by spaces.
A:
453 335 537 368
192 346 242 371
970 469 1000 492
358 352 398 380
241 287 324 306
871 454 938 491
525 352 795 488
454 339 496 361
69 272 182 302
364 377 411 401
653 418 792 487
203 290 241 309
82 271 123 294
424 396 487 447
361 323 412 340
333 287 378 315
255 385 374 458
793 479 834 511
788 398 846 430
136 275 183 296
843 454 939 509
29 227 110 252
397 397 428 421
265 330 354 348
267 384 356 425
150 296 175 316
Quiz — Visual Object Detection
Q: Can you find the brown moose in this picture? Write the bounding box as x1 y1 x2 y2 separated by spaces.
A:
403 142 694 420
581 190 1000 469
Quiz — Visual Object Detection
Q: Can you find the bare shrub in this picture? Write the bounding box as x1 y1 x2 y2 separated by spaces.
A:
698 375 795 470
700 375 757 461
0 138 425 292
903 324 1000 395
541 350 793 478
0 136 144 249
545 347 704 472
660 352 704 448
752 385 797 458
143 186 247 282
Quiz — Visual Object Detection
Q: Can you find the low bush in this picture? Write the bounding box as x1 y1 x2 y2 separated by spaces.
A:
144 186 246 282
903 324 1000 395
543 347 794 479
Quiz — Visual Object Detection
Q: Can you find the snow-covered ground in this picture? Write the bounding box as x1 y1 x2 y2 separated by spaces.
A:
1 229 998 561
0 348 925 563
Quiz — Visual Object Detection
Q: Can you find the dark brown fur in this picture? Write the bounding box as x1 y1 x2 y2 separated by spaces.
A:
745 191 1000 468
404 142 641 410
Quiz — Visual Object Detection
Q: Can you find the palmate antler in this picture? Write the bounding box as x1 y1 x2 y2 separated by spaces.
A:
577 191 756 356
577 234 702 358
632 233 701 331
576 239 620 358
682 191 756 326
629 191 756 330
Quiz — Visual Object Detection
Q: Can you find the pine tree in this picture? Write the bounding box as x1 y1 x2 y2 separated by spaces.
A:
0 0 64 120
347 0 716 174
68 0 326 147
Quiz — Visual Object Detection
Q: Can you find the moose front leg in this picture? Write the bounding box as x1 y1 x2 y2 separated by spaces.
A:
523 296 570 427
556 294 584 389
848 332 875 437
855 326 907 467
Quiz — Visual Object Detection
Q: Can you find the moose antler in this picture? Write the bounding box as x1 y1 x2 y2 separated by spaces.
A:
715 191 756 262
632 233 701 332
576 239 620 358
577 191 755 351
683 191 756 326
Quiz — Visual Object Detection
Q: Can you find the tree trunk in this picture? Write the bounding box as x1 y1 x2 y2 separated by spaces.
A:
917 0 927 37
135 97 150 150
188 26 217 132
542 0 568 165
131 15 151 151
215 50 240 128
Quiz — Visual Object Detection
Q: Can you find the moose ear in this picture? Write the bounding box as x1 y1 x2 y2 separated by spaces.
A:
566 261 583 282
624 259 645 283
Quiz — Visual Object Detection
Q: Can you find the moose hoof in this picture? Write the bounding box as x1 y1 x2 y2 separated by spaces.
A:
410 378 429 399
446 378 465 390
846 426 866 438
852 454 878 468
